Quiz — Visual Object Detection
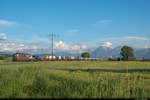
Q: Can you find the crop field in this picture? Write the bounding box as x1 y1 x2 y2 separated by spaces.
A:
0 60 150 98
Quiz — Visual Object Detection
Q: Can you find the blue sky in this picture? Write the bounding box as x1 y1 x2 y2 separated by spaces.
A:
0 0 150 52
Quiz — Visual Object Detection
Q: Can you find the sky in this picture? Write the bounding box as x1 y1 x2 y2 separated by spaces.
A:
0 0 150 52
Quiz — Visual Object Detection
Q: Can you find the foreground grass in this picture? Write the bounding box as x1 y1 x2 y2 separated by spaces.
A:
0 60 150 98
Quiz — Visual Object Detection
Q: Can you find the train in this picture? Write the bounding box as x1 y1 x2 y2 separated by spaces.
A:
12 53 100 62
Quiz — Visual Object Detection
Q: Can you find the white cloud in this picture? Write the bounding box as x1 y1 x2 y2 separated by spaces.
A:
0 42 28 51
144 45 150 49
31 45 38 49
0 47 11 51
81 45 87 49
0 39 88 53
72 45 80 51
54 41 70 51
101 42 112 47
0 19 16 27
0 33 7 40
11 43 15 46
0 40 86 53
67 29 79 33
93 20 112 26
19 44 25 47
54 41 87 52
125 36 147 42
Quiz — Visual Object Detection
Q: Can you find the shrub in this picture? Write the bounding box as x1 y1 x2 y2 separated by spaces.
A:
0 56 4 60
81 52 90 58
108 56 113 61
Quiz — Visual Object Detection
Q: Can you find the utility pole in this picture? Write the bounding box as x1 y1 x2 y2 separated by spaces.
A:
49 33 56 61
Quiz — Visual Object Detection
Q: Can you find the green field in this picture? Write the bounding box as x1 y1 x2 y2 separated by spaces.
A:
0 60 150 98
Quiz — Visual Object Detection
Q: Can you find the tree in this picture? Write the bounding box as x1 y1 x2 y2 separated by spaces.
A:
0 56 4 60
81 52 90 58
120 45 136 61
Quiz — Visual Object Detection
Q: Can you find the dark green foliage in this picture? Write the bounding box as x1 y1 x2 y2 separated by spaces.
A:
0 54 12 60
141 57 150 62
120 46 136 61
108 57 113 61
81 52 90 58
0 56 4 60
113 57 121 61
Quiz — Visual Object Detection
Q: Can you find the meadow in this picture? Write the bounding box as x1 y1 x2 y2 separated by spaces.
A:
0 60 150 98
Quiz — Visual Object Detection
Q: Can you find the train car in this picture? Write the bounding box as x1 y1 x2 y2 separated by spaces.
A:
58 56 62 61
13 53 31 62
70 56 75 61
45 55 49 60
66 56 71 61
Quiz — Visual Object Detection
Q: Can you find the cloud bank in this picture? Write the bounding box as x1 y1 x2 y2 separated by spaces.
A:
144 45 150 49
0 40 88 54
54 41 87 53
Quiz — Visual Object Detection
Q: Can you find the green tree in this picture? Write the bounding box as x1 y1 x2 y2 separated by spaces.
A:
81 52 90 58
0 56 4 60
120 45 136 61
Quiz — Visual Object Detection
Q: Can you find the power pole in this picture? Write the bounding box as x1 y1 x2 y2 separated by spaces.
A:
49 33 56 61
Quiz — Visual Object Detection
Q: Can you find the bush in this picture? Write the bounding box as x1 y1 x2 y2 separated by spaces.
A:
108 56 113 61
81 52 90 58
0 56 4 60
108 58 113 61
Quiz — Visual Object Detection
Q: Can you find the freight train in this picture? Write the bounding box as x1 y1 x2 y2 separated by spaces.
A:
12 53 100 62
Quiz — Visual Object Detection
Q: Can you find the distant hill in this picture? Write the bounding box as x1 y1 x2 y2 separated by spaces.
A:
134 48 150 59
90 46 113 59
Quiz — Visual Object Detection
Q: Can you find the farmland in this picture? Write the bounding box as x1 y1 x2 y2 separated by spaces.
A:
0 60 150 98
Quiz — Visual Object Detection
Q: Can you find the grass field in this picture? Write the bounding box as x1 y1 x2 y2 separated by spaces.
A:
0 60 150 98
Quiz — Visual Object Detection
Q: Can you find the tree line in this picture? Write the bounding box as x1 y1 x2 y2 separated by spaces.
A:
0 54 12 60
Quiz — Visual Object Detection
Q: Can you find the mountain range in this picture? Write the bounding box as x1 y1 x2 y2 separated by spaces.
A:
90 46 150 60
